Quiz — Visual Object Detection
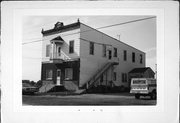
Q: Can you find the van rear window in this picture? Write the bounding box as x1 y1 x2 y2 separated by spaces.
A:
133 80 146 84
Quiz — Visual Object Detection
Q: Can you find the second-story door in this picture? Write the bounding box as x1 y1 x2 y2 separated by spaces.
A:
57 46 61 58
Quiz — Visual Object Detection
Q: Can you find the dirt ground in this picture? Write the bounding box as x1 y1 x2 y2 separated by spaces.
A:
23 93 156 106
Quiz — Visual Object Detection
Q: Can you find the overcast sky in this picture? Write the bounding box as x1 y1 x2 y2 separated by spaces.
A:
22 16 156 82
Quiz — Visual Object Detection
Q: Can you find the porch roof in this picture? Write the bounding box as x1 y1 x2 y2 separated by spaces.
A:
50 36 64 43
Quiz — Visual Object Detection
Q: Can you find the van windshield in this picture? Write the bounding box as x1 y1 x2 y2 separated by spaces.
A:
132 80 146 84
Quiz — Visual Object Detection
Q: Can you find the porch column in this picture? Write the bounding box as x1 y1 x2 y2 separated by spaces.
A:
51 42 54 59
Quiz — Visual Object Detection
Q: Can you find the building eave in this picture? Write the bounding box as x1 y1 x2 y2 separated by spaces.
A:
41 22 80 36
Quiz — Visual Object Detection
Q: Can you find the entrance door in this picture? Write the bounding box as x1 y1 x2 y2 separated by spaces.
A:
56 69 61 85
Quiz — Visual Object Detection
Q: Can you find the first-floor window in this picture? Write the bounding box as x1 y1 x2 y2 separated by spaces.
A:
122 73 128 82
46 70 53 80
65 68 73 80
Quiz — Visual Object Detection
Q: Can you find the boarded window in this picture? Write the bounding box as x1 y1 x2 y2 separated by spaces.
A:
102 44 106 57
140 54 143 64
69 40 74 53
132 52 135 62
46 70 53 80
65 68 73 80
123 50 127 61
114 48 117 57
89 42 94 55
46 44 51 57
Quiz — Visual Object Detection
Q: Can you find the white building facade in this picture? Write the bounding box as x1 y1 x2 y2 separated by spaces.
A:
41 20 145 92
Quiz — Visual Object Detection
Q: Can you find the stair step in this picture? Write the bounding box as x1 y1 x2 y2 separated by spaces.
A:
39 83 55 93
74 89 86 94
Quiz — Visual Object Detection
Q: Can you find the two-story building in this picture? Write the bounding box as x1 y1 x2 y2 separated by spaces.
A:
40 19 145 93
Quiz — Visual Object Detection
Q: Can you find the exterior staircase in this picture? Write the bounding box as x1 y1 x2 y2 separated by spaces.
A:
64 81 79 91
77 62 118 94
38 83 55 93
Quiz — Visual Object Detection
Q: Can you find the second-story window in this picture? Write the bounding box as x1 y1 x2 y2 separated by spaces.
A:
132 52 135 63
109 50 112 59
114 48 117 57
46 44 51 57
89 42 94 55
140 54 143 64
123 50 127 61
102 44 106 57
69 40 74 53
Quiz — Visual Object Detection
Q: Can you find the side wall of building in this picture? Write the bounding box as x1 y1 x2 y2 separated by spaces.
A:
79 23 145 88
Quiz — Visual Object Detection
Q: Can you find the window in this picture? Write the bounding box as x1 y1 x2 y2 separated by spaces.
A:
122 73 127 82
69 40 74 53
114 48 117 57
89 42 94 55
46 70 53 80
108 50 112 59
140 54 143 64
113 72 117 81
46 44 51 57
132 52 135 62
123 50 127 61
102 44 106 57
65 68 73 80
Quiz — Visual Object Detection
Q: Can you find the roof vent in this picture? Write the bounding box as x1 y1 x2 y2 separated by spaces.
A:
54 22 64 29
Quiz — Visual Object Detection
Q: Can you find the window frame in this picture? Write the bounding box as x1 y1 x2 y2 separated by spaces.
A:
140 54 143 64
123 50 127 61
89 42 94 55
122 73 128 83
46 69 53 80
114 47 117 57
46 44 51 57
65 68 73 80
113 72 117 81
102 44 106 57
132 52 135 63
69 40 74 54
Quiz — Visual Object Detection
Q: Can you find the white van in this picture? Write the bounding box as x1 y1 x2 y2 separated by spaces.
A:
130 78 156 100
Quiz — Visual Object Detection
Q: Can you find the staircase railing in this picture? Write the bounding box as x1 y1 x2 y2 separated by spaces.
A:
82 62 116 90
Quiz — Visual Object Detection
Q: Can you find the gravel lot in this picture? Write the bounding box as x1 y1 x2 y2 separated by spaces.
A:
23 93 156 106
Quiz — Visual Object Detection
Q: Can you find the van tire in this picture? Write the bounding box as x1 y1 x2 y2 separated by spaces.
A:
135 94 140 99
150 90 156 100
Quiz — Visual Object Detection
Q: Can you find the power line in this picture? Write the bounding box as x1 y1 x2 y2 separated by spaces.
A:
22 39 42 45
22 16 156 45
